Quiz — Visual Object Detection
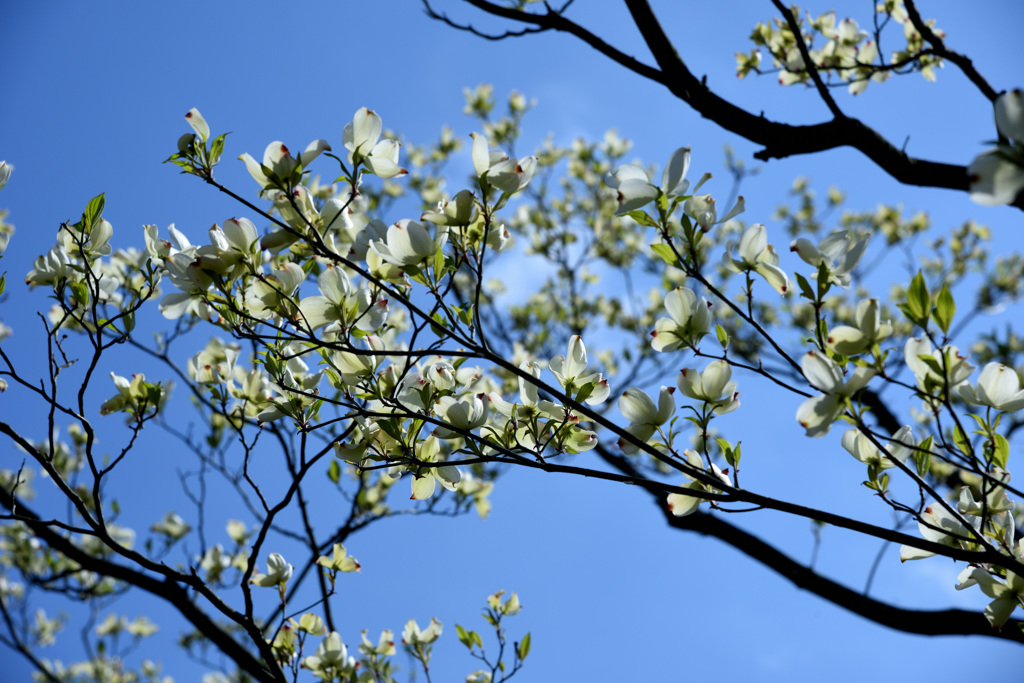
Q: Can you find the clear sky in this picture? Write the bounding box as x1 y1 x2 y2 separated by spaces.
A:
2 1 1023 681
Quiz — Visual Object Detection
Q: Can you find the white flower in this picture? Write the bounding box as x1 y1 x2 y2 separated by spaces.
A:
617 386 675 453
549 336 609 403
958 362 1024 412
904 337 973 396
899 502 976 561
408 435 460 500
605 163 658 215
298 265 387 333
250 552 293 587
825 299 892 356
0 160 13 190
677 361 739 414
184 108 210 142
955 567 1024 627
402 617 443 646
239 139 331 190
722 223 789 294
969 89 1024 206
342 107 407 179
795 350 875 437
302 632 355 676
665 449 713 517
434 394 489 439
790 230 870 288
370 219 436 267
683 193 745 231
651 287 712 352
840 426 914 469
469 132 537 193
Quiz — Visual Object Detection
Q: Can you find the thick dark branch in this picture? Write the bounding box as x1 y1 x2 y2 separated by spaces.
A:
595 447 1023 642
0 489 281 683
436 0 1023 210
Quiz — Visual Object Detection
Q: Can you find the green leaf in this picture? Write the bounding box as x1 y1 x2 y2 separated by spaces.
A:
0 272 5 296
649 243 677 266
915 435 933 477
70 280 90 307
209 133 229 166
794 272 815 301
904 271 929 324
933 283 955 334
575 381 595 405
327 459 341 484
953 424 972 457
992 433 1010 469
432 244 445 283
626 210 658 228
83 193 105 228
518 632 531 661
715 323 729 350
456 624 473 649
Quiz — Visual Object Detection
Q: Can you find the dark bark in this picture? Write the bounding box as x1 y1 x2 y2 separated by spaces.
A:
594 446 1024 643
426 0 1023 210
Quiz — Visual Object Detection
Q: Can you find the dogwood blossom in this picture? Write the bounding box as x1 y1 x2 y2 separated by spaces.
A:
955 567 1024 627
617 386 675 453
250 552 293 587
369 219 437 267
549 336 610 403
402 617 443 646
826 298 892 355
969 89 1024 206
795 350 875 437
470 132 537 193
840 426 915 469
722 223 790 294
958 362 1024 412
651 287 712 352
904 337 973 397
900 502 977 561
302 632 356 678
677 361 739 415
790 230 870 288
342 107 407 179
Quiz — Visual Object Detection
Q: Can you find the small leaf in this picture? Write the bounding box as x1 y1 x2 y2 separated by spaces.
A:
933 283 955 334
952 424 971 457
649 242 677 266
83 193 105 228
715 323 729 350
626 210 658 228
327 459 341 484
915 435 933 477
905 271 929 324
518 632 531 661
794 272 815 301
992 433 1010 469
456 624 473 649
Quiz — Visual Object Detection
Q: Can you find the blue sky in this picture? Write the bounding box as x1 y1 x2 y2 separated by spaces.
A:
2 1 1023 680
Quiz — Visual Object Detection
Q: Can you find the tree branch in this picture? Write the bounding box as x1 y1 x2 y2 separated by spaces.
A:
594 446 1023 642
432 0 1023 209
